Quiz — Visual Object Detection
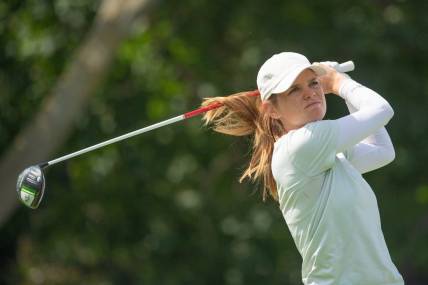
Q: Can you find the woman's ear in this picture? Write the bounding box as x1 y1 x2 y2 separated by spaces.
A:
261 101 281 120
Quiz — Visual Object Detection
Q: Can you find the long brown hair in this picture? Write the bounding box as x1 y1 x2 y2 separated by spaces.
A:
201 91 284 202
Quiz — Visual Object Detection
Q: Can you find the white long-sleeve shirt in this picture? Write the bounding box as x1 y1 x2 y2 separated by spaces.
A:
271 78 404 285
338 80 395 174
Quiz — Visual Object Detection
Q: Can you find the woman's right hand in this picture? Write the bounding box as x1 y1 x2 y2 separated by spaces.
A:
315 62 347 96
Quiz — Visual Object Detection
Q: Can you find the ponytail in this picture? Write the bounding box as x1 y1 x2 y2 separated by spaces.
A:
201 91 284 202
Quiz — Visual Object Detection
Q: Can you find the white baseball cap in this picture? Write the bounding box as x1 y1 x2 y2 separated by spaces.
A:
256 52 326 101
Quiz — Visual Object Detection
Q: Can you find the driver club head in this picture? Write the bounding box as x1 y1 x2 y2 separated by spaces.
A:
16 165 46 209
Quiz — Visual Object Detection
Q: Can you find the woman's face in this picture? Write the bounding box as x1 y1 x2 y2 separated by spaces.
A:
263 68 326 132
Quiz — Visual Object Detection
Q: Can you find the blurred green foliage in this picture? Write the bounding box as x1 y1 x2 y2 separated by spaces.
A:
1 0 428 284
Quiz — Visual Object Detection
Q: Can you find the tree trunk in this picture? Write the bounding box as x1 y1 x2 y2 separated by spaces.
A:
0 0 153 227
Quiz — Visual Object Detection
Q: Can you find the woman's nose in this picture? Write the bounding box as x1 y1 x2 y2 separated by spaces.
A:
303 88 317 100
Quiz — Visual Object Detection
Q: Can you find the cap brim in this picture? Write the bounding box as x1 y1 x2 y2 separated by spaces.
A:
271 64 326 95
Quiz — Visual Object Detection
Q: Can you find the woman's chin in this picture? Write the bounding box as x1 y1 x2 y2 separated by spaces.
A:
307 109 326 122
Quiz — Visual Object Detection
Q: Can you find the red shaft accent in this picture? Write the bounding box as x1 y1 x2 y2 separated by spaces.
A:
184 102 223 119
183 90 259 119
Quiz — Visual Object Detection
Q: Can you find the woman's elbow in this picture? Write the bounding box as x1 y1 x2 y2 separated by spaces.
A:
379 103 394 123
383 147 396 165
386 104 394 119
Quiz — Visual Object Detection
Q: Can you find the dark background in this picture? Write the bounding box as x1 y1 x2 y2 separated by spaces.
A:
0 0 427 284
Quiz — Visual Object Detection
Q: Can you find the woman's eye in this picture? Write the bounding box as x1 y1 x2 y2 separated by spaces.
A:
310 80 319 87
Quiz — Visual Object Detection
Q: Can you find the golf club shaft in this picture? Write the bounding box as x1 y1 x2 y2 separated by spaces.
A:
44 103 224 167
44 60 354 167
44 115 181 166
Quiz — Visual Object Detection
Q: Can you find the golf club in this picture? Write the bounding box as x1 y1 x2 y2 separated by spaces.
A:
16 61 355 209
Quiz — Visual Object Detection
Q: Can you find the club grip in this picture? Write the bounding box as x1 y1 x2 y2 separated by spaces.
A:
336 61 355 73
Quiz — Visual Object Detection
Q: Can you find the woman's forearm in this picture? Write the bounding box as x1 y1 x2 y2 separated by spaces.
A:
334 79 394 152
338 78 394 118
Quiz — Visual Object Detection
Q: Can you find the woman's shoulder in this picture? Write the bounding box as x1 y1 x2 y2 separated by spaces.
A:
273 119 341 175
274 120 339 155
276 120 335 142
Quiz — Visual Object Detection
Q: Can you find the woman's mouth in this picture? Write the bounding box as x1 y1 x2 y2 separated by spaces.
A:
305 101 321 109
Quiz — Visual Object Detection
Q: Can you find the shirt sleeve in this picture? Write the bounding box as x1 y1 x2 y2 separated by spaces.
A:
343 128 395 174
286 120 340 176
337 79 395 173
286 78 394 176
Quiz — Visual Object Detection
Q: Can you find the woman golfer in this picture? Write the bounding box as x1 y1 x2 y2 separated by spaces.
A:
202 52 404 284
